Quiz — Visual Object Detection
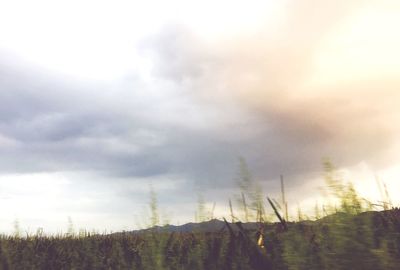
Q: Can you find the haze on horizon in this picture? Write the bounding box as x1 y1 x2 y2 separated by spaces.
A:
0 0 399 233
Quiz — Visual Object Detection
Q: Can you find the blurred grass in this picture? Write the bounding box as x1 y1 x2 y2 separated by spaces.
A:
0 209 398 269
0 160 398 269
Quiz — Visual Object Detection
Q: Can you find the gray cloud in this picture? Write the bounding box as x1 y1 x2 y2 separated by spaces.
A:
138 0 400 183
0 0 399 231
0 57 244 186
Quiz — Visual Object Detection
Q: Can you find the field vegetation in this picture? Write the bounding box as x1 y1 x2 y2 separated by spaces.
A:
0 160 398 269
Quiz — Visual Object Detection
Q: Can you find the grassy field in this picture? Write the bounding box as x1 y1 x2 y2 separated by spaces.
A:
0 161 398 269
0 209 399 269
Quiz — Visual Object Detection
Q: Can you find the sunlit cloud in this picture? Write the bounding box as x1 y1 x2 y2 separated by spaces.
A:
0 0 399 232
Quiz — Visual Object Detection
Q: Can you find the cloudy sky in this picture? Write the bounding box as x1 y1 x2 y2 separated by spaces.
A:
0 0 399 233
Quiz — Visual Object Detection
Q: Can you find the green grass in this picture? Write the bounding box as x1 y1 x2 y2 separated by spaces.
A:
0 209 399 269
0 160 398 269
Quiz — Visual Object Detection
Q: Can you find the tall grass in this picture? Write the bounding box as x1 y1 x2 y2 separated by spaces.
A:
0 160 398 269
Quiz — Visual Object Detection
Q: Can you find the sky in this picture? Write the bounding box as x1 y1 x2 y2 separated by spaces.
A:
0 0 400 233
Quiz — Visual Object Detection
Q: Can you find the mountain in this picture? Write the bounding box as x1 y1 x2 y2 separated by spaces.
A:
124 209 400 234
130 219 266 233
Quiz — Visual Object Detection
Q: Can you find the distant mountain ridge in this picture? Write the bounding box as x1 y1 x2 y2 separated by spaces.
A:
131 219 266 233
127 209 400 234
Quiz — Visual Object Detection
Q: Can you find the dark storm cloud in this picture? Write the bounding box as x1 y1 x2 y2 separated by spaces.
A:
0 0 399 202
0 58 247 186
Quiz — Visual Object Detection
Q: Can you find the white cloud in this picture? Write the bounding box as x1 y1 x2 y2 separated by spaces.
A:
0 0 399 232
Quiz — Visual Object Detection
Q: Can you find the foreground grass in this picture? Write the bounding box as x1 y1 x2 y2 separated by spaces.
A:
1 160 397 269
0 209 399 270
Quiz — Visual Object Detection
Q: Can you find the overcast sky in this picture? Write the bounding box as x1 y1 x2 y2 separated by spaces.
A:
0 0 399 233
